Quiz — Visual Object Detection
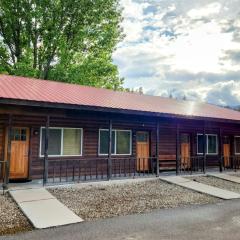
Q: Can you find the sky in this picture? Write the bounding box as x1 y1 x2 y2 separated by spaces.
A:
113 0 240 106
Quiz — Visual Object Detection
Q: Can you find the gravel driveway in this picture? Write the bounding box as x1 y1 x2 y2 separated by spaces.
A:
0 193 32 236
188 175 240 193
48 179 219 220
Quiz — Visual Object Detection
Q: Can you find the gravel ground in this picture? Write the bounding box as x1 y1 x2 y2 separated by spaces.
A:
48 179 219 220
0 192 32 236
187 175 240 193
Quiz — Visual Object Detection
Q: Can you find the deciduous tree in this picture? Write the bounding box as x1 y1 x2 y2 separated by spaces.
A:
0 0 124 89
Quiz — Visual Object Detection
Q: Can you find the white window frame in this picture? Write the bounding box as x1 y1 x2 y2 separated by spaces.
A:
98 129 132 156
39 127 83 157
197 133 218 155
234 136 240 155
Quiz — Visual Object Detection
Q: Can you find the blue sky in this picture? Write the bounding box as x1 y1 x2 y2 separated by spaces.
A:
113 0 240 106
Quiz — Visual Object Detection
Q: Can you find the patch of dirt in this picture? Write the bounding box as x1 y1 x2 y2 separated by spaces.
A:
49 179 219 220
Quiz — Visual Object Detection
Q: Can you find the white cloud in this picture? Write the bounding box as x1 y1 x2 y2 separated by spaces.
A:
114 0 240 106
205 81 240 105
187 2 222 19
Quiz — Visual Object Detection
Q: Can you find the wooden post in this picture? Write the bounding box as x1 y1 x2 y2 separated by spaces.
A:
43 116 50 185
176 123 180 175
4 114 12 189
108 119 112 180
203 122 206 173
156 121 160 176
219 128 223 172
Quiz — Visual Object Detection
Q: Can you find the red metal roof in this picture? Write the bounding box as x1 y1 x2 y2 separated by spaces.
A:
0 74 240 121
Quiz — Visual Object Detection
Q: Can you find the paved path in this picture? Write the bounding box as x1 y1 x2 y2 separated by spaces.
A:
208 173 240 184
9 188 83 229
159 176 240 199
2 199 240 240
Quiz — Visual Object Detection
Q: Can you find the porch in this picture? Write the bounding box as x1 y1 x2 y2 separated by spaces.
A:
1 109 240 187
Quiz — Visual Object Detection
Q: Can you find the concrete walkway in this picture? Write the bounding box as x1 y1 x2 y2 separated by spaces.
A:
9 188 83 229
208 173 240 184
159 176 240 199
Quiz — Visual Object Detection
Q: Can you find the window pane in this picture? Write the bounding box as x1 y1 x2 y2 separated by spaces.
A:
208 135 217 154
11 129 21 141
41 129 62 156
235 137 240 154
21 129 27 141
63 129 82 155
136 132 148 142
116 131 131 154
99 130 115 154
181 134 190 143
197 135 204 154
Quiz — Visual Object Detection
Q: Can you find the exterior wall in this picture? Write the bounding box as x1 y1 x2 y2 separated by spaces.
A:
0 104 240 179
0 127 4 161
30 116 158 179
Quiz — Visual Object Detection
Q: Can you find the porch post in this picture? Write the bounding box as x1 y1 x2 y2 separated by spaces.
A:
203 122 206 173
156 121 160 176
43 115 50 186
3 114 12 189
219 128 223 172
176 123 180 175
107 119 112 180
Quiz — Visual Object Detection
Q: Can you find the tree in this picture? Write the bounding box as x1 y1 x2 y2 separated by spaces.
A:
0 0 124 89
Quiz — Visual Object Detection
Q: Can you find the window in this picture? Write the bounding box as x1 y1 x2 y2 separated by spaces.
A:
40 128 82 156
208 135 217 154
235 137 240 154
11 128 27 141
197 134 218 155
99 129 131 155
136 132 148 142
99 130 115 155
63 129 82 155
116 131 131 154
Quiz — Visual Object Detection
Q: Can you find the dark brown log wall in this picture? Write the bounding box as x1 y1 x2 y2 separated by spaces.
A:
0 127 4 160
0 104 239 179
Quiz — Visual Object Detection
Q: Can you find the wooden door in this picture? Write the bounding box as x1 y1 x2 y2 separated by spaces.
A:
136 131 149 171
223 137 230 168
5 127 29 179
181 134 191 168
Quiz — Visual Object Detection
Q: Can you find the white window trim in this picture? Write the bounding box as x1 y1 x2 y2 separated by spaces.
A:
98 129 132 156
197 133 218 155
234 136 240 155
39 127 83 157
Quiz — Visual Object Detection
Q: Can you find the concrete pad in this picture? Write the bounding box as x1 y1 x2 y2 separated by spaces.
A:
10 188 54 203
159 176 240 200
9 188 83 229
208 173 240 184
9 181 43 191
160 176 192 184
180 181 240 199
18 199 83 229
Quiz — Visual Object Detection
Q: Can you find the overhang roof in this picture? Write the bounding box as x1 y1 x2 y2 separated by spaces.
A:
0 74 240 122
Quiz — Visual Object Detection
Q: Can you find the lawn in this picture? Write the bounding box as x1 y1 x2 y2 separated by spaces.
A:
48 179 219 220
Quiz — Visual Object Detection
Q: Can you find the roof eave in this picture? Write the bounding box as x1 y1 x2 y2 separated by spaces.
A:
0 98 239 124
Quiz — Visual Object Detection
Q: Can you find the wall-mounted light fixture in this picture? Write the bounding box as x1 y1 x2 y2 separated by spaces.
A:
33 129 39 135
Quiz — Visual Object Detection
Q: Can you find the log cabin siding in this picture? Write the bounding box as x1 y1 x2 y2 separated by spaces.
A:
30 116 157 179
0 127 4 160
0 105 239 179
